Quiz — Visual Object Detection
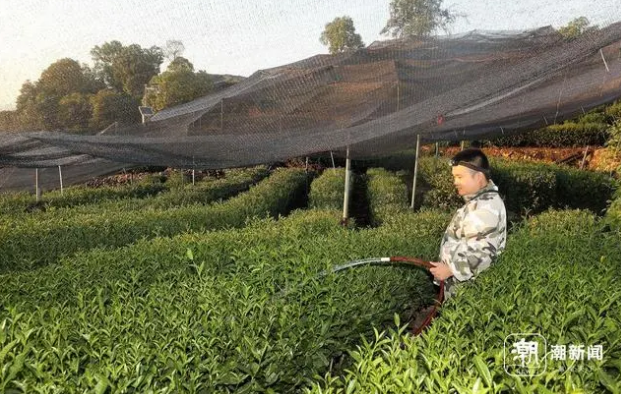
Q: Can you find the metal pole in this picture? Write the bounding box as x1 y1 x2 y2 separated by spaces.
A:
192 157 196 186
435 142 439 157
58 165 64 196
330 151 336 170
305 157 309 172
410 134 421 209
342 146 351 223
35 168 41 202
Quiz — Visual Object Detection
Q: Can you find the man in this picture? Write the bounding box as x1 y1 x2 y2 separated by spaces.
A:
429 148 507 300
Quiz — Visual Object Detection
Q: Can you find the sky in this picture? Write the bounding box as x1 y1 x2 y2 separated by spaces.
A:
1 0 620 111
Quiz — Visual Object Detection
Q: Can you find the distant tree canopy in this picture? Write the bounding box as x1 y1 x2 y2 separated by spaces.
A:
90 89 141 130
381 0 457 38
143 57 213 111
0 41 169 132
167 56 194 73
558 16 597 40
11 58 103 131
91 41 164 98
320 16 365 54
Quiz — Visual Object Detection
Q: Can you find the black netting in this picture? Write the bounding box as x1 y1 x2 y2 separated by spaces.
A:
2 22 621 190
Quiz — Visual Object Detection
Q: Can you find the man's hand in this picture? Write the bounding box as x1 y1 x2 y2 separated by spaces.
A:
429 261 454 281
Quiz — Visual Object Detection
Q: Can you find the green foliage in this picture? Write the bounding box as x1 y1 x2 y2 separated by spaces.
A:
361 151 414 171
308 168 349 210
89 89 141 129
58 93 93 131
0 182 166 216
552 165 616 214
483 122 609 148
605 120 621 159
603 181 621 233
0 110 20 132
604 100 621 121
558 16 597 40
167 56 194 72
381 0 457 38
0 202 450 392
14 81 43 130
416 157 615 216
91 40 164 97
366 168 410 224
309 210 621 393
0 168 305 273
320 16 365 54
1 167 269 221
37 58 100 97
10 59 103 131
143 67 213 111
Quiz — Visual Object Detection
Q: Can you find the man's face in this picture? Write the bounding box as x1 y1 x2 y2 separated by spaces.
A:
451 165 485 196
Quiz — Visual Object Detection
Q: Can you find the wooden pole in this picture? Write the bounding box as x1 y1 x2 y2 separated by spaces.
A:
580 146 590 170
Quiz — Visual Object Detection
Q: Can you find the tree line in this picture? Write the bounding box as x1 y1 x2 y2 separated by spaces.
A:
0 0 597 132
0 40 212 132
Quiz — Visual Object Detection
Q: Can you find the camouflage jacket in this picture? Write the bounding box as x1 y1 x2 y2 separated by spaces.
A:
438 179 507 299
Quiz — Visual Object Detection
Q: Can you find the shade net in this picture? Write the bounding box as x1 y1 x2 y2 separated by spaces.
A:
2 22 621 191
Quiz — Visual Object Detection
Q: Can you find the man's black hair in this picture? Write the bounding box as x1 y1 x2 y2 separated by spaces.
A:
451 148 490 180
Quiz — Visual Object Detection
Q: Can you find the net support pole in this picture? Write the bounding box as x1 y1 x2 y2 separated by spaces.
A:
410 134 421 209
330 151 336 170
435 142 439 157
342 146 351 223
192 157 196 186
600 49 610 72
580 146 590 169
58 165 64 196
35 168 41 202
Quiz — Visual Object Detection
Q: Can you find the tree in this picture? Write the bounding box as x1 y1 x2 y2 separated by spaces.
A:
15 80 40 127
90 41 125 91
167 56 194 72
38 58 90 97
0 111 20 132
164 40 185 61
58 93 93 131
34 92 62 130
90 90 140 130
558 17 597 40
91 41 164 98
320 16 365 54
13 59 101 131
143 67 212 111
381 0 456 38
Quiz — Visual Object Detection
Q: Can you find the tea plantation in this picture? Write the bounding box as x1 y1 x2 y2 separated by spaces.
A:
1 159 619 393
